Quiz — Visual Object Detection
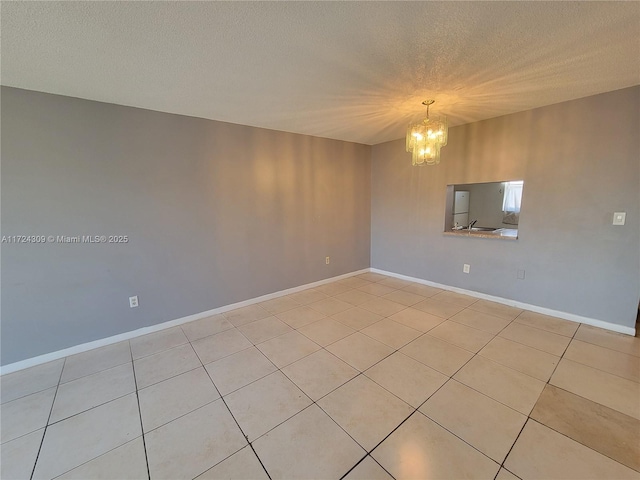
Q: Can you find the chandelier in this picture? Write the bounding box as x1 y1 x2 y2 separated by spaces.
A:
405 100 448 166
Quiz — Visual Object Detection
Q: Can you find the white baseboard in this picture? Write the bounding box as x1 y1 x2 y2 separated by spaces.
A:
0 268 369 375
370 268 636 336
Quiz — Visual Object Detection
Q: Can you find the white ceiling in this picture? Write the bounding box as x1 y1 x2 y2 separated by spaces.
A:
2 2 639 145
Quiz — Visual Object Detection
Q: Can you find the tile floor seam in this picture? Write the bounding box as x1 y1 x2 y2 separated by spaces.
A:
559 348 640 384
129 340 151 480
46 387 137 427
531 403 640 472
546 324 580 382
523 417 639 474
571 335 640 357
198 355 267 479
29 356 66 480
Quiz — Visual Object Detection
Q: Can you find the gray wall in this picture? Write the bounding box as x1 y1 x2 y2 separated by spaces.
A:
372 86 640 329
1 87 371 365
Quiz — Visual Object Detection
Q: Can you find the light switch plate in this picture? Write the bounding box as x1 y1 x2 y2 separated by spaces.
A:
613 212 626 225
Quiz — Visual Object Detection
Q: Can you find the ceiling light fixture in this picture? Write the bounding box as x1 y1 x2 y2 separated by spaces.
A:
406 100 448 166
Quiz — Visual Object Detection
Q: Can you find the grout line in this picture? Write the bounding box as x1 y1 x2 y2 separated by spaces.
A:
29 357 66 480
129 342 151 480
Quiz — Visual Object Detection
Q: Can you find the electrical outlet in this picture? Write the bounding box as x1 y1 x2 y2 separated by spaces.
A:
325 256 330 265
463 264 470 274
517 269 526 280
613 212 626 225
129 296 139 308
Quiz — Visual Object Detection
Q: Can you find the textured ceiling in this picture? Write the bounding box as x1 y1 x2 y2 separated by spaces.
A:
2 2 639 145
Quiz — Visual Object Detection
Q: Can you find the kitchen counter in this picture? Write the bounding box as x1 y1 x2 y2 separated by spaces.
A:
444 228 518 240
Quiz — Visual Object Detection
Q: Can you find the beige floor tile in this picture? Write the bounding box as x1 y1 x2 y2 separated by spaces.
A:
308 297 353 316
377 277 412 289
355 272 390 283
344 456 394 480
191 328 252 364
565 339 640 382
468 299 523 320
372 412 500 479
33 394 141 480
454 356 545 415
145 400 247 479
550 358 640 419
357 283 398 296
514 310 579 337
1 359 64 404
479 336 559 381
196 446 269 479
314 282 355 296
57 437 148 480
237 316 292 344
130 326 188 360
382 290 425 306
505 420 638 480
281 349 358 401
450 309 512 334
254 405 366 479
224 304 271 327
276 305 326 328
427 320 494 353
365 352 448 408
181 314 233 342
332 307 384 330
297 318 355 346
531 384 640 472
401 334 474 376
574 324 640 357
412 298 465 318
327 332 394 371
361 318 422 349
336 276 373 289
318 375 413 451
401 283 443 298
1 387 56 444
61 341 131 383
258 296 301 315
359 297 407 317
431 290 477 307
496 468 520 480
256 330 321 368
499 322 570 356
134 343 201 389
287 288 328 305
225 371 312 440
205 347 277 395
0 428 44 480
335 289 378 306
139 367 219 432
421 380 527 462
50 363 135 423
388 308 444 332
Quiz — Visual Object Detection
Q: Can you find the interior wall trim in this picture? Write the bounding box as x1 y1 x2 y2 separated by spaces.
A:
370 267 636 336
0 268 369 375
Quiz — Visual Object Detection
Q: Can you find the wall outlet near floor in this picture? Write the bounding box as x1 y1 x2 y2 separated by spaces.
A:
463 264 470 274
129 296 139 308
325 256 330 265
517 269 526 280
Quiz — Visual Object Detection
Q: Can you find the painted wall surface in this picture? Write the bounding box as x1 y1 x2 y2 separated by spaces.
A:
372 86 640 329
1 87 371 365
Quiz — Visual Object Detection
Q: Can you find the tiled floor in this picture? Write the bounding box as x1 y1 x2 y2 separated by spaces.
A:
2 272 639 479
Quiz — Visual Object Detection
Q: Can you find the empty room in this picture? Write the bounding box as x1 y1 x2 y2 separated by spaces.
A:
1 2 639 479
